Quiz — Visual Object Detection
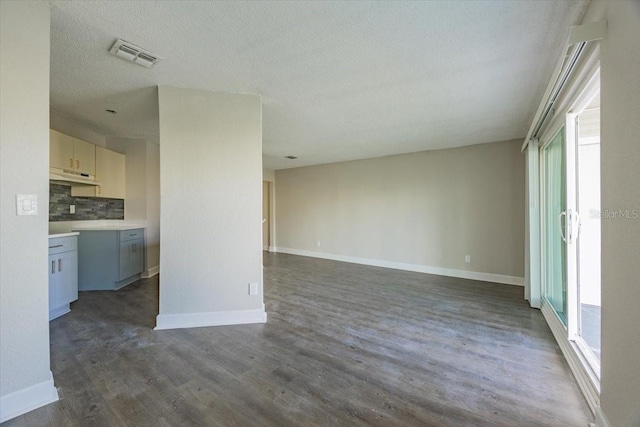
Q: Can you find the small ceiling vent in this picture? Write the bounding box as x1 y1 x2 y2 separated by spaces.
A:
109 39 160 68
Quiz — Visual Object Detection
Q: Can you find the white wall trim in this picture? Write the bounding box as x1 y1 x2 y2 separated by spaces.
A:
594 406 611 427
0 371 58 423
154 306 267 330
142 265 159 278
274 247 524 286
541 302 600 415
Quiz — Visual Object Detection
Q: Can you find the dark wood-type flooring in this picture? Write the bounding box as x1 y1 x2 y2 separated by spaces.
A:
6 253 593 426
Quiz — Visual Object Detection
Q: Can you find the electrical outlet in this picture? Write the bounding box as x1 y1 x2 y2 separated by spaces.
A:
249 283 259 296
465 255 471 263
70 205 76 214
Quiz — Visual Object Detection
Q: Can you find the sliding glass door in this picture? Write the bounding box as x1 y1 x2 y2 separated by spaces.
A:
573 90 602 372
540 72 601 378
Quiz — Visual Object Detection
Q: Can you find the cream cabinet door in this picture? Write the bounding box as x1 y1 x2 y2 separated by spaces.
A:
72 138 96 175
72 146 125 198
50 130 74 170
95 147 125 199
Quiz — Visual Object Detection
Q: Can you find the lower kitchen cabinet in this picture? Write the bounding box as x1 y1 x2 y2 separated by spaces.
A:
77 228 145 291
119 238 144 281
48 235 78 320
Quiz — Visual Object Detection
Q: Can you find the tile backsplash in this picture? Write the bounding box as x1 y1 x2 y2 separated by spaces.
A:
50 183 124 222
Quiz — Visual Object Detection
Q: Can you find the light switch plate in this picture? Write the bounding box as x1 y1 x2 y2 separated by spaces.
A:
16 194 37 216
70 205 76 214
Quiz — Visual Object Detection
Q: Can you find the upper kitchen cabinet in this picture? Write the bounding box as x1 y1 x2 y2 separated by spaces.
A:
50 129 96 176
72 146 125 199
50 129 74 170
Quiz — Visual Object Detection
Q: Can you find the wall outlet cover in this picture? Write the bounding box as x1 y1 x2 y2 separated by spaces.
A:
249 283 259 296
465 255 471 263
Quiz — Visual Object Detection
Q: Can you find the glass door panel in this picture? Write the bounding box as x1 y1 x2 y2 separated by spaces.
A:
542 127 568 325
576 92 602 368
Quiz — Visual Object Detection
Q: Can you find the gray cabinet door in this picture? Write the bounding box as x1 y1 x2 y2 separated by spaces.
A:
119 241 132 280
130 239 144 276
119 238 144 280
49 236 78 320
58 250 78 304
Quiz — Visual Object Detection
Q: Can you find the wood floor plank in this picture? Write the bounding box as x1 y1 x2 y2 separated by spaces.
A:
4 253 592 426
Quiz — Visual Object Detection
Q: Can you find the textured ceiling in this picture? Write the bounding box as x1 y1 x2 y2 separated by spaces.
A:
49 1 588 170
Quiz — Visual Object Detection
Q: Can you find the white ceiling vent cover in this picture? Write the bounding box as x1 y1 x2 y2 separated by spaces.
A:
109 39 160 68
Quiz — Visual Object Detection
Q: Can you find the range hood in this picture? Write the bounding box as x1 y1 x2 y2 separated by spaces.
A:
49 168 101 186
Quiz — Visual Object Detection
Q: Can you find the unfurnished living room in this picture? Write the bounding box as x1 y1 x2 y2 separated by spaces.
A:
0 1 638 426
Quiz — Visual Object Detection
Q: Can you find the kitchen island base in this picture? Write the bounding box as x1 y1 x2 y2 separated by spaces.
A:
75 227 145 291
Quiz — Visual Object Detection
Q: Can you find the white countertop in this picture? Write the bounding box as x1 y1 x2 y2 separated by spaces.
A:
49 232 80 239
72 226 145 231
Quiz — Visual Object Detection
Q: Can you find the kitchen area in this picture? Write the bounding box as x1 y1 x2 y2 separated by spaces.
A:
47 116 160 321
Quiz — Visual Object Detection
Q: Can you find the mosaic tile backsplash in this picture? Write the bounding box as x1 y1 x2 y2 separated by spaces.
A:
50 183 124 222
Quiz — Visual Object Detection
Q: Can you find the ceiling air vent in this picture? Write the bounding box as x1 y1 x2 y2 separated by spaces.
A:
109 39 160 68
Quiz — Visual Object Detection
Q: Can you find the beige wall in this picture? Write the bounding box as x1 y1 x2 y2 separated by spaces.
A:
275 139 525 279
157 87 264 327
263 168 275 182
583 1 640 426
0 0 57 420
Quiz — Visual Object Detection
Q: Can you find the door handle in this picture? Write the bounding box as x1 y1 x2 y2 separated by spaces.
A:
51 260 56 274
69 158 73 168
76 159 80 169
58 258 62 272
559 211 567 243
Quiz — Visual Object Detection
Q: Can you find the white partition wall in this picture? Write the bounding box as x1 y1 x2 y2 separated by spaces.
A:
156 87 266 330
588 2 640 426
0 1 58 422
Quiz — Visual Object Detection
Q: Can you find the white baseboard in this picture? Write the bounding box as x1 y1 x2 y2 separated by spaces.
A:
154 306 267 330
0 371 58 423
142 265 159 278
273 247 524 286
541 302 600 415
594 406 611 427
